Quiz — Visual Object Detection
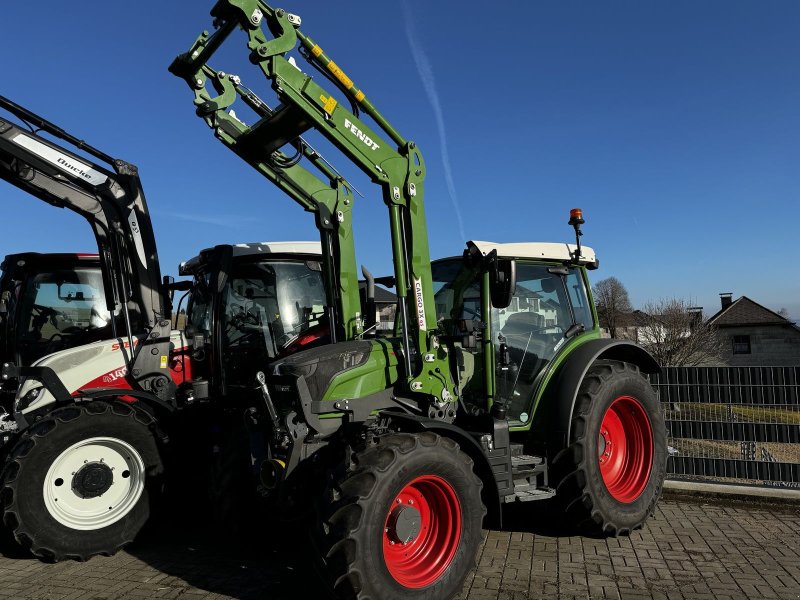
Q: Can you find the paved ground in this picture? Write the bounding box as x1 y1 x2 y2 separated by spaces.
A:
1 494 799 599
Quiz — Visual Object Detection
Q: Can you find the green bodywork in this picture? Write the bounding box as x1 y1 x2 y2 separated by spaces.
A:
170 1 455 406
321 339 401 405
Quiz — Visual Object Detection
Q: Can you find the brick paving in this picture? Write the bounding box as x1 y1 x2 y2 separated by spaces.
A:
1 496 799 599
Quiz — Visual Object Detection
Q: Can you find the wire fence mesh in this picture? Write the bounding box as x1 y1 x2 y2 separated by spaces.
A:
651 366 800 489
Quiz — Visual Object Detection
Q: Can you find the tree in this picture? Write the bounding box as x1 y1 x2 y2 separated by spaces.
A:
592 277 632 338
636 298 724 366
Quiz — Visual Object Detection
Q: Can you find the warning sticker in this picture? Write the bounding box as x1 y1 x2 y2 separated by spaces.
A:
320 94 338 115
326 61 353 90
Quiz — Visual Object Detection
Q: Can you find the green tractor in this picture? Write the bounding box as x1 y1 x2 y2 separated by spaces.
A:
170 2 666 598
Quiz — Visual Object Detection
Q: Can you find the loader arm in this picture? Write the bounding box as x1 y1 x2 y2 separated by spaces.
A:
170 1 455 405
0 96 175 403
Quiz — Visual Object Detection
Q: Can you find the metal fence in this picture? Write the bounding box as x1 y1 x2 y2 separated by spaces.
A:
651 366 800 488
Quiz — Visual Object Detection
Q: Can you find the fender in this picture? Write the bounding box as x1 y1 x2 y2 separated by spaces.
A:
537 339 660 452
382 411 503 528
77 387 176 416
14 387 175 433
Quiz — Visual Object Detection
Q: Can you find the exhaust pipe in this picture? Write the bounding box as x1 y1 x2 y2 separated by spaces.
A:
361 264 376 330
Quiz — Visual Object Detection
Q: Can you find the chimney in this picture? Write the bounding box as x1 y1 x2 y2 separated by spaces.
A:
688 306 703 328
720 293 733 309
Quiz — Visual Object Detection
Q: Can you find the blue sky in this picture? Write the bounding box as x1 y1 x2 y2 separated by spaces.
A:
1 1 798 321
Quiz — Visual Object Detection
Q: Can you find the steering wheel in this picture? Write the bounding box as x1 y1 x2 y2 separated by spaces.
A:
227 306 261 332
31 304 63 326
276 311 327 350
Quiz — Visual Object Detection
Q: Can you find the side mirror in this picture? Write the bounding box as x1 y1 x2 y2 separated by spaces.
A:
489 253 516 309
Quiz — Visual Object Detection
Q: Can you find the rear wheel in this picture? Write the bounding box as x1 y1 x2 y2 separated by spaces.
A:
314 432 485 599
552 360 666 535
0 401 165 561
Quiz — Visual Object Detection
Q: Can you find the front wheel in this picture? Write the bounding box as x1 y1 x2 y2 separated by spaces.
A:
552 360 666 535
0 401 165 561
314 432 485 599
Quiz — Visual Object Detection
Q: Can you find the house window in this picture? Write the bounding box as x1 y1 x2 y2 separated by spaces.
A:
732 335 751 355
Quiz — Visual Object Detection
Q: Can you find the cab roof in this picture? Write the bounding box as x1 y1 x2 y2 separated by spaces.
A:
468 241 597 265
227 241 322 257
179 241 322 274
1 252 100 272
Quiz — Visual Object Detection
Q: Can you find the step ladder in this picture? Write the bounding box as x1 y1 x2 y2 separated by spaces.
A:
507 452 555 502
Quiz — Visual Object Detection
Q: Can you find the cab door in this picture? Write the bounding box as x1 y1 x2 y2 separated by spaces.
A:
492 263 593 423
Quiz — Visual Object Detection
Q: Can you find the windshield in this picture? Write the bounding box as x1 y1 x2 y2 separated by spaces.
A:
432 260 481 325
223 260 326 355
432 260 485 406
14 268 114 365
186 258 328 386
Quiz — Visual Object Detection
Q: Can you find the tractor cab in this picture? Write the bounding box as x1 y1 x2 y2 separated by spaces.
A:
179 242 329 395
0 253 120 367
433 241 599 426
0 253 126 411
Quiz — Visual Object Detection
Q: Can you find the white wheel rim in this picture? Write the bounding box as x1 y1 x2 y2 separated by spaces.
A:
43 436 146 530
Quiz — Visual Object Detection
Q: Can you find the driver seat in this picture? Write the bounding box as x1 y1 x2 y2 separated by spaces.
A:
501 312 548 384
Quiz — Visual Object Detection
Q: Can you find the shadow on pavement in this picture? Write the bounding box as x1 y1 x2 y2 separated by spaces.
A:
499 499 611 539
128 511 330 600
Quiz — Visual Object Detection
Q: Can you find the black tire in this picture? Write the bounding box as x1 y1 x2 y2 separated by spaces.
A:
206 413 258 537
551 360 666 535
314 432 485 600
0 401 165 561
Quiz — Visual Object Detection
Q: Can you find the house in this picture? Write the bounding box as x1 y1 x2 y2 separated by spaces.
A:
599 309 650 341
359 282 397 332
707 293 800 366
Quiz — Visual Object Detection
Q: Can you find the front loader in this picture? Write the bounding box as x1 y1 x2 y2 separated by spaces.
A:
0 96 184 560
170 3 667 599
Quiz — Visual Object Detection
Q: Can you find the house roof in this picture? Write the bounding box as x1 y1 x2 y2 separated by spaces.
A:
358 282 396 304
707 296 794 328
600 310 651 328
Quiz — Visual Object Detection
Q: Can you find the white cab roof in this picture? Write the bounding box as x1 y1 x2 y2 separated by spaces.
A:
468 241 597 265
180 241 321 273
229 241 321 257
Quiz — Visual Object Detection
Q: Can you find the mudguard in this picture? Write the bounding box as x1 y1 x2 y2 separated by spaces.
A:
383 412 503 528
537 339 659 451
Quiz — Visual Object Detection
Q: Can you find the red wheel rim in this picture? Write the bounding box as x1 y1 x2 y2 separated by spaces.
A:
598 395 653 503
382 475 462 588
